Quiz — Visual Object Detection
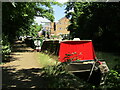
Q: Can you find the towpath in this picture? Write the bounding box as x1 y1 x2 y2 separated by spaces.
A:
1 40 46 88
1 40 41 70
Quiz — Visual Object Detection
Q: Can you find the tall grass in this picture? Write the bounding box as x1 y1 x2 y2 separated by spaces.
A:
96 51 120 69
37 52 59 67
38 51 120 69
37 51 120 89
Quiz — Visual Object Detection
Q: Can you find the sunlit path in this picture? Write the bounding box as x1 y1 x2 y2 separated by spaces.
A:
1 41 46 88
1 41 41 70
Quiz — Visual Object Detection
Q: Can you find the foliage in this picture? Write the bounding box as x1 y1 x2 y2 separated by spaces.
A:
2 34 11 61
28 23 42 37
38 52 57 67
39 51 89 88
2 2 61 60
2 1 62 42
2 45 11 55
40 52 93 89
2 2 56 42
42 63 120 89
97 70 120 89
51 35 59 38
65 2 120 51
42 63 93 89
96 51 120 69
105 70 120 88
63 52 81 62
42 63 67 77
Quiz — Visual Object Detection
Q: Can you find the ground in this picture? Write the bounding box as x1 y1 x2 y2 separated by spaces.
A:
1 41 41 70
1 41 47 88
1 40 120 88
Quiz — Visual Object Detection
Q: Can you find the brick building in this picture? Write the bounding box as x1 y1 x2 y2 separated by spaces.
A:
44 17 70 36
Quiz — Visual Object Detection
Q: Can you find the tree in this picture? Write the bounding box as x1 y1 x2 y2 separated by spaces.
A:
28 23 42 37
2 2 56 42
2 2 61 61
65 2 120 51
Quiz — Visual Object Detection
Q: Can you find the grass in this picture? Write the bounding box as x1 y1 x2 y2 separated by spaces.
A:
36 51 120 88
37 52 59 67
96 51 120 69
37 51 120 69
37 53 94 89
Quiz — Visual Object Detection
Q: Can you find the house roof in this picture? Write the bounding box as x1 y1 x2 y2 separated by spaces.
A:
58 17 69 21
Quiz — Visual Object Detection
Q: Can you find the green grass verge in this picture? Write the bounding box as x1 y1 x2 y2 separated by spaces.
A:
96 51 120 69
37 51 120 89
38 51 120 69
38 52 59 67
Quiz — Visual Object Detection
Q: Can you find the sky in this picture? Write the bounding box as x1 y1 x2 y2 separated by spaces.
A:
34 4 66 25
53 5 66 22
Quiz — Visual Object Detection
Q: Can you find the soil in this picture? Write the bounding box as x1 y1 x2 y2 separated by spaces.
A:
1 40 46 88
1 40 41 70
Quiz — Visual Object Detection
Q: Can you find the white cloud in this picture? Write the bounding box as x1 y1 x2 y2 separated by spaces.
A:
34 17 50 25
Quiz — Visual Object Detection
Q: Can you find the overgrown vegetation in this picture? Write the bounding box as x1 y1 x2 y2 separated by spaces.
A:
37 50 120 89
41 62 93 89
96 51 120 69
63 3 120 88
2 1 120 89
2 2 61 61
104 70 120 89
38 52 58 67
2 34 11 61
39 58 120 89
24 23 43 38
39 59 120 89
65 2 120 51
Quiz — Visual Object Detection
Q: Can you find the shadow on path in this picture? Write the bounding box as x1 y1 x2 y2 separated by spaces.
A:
12 41 34 53
3 41 34 63
2 66 49 89
2 40 47 89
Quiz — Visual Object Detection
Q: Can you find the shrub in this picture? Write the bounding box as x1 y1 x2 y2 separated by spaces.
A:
104 70 120 89
2 34 11 61
41 63 93 89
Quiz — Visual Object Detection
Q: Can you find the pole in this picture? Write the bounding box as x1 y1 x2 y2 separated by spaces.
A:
87 57 98 81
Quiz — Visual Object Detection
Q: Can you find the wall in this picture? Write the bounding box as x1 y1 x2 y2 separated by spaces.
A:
50 17 70 36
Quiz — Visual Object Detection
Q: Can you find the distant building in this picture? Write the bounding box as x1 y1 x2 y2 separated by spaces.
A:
43 17 70 36
51 17 70 36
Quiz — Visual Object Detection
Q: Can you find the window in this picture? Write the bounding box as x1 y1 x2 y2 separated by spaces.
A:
59 28 62 30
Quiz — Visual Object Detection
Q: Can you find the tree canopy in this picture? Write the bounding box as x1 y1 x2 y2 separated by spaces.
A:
2 2 61 43
65 2 120 51
2 2 61 59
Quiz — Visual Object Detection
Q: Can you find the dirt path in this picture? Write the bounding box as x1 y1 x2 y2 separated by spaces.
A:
1 40 41 70
1 40 47 88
